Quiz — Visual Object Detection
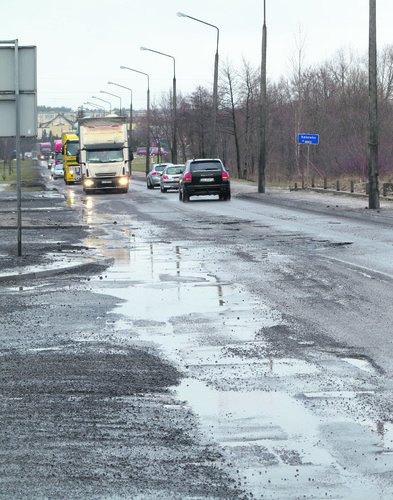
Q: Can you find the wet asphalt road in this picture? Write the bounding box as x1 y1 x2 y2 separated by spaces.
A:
2 170 393 498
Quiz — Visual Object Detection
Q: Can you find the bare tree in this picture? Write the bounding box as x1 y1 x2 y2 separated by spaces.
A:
289 26 307 180
152 42 393 186
238 60 259 179
220 62 242 178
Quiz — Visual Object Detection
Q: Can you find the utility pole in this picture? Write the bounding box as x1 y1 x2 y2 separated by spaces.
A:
258 0 267 193
368 0 380 209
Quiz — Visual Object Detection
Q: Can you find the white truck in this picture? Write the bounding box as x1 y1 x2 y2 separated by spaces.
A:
78 116 130 194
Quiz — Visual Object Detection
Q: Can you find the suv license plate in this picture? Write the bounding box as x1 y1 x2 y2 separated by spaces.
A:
101 180 112 184
200 178 214 182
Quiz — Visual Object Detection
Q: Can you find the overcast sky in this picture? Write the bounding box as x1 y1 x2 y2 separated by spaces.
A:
2 0 393 110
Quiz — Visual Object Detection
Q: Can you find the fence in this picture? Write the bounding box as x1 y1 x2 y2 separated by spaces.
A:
291 177 393 197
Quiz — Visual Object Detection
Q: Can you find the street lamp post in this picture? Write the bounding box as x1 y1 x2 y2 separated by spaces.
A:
108 81 133 148
177 11 219 158
120 65 150 175
100 90 122 116
91 95 111 114
258 0 267 193
84 101 105 117
140 46 177 164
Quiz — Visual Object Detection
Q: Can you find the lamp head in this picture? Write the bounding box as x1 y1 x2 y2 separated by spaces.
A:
140 46 147 51
177 12 186 17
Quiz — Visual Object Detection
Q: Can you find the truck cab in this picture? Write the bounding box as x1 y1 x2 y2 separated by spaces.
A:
62 132 81 185
78 117 130 194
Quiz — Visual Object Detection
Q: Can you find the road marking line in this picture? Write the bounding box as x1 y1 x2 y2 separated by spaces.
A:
320 255 393 281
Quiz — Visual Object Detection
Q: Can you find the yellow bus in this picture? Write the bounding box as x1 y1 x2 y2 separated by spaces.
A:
62 132 81 184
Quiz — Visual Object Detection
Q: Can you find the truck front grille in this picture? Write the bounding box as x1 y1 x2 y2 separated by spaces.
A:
95 172 117 178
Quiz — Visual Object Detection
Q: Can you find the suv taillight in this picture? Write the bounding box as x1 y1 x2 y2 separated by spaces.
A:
222 171 230 181
184 172 192 181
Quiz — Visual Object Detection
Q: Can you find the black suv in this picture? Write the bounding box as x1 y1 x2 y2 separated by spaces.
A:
179 159 231 202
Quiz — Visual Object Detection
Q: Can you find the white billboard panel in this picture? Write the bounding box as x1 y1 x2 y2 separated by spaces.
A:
0 45 37 137
0 95 37 137
0 46 36 92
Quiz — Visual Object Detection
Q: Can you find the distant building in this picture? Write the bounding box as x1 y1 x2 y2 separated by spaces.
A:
37 112 77 139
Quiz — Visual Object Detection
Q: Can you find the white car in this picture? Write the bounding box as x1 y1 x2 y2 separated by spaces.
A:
52 164 64 179
160 164 185 192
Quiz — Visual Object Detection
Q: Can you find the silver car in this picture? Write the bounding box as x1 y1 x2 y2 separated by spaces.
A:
146 163 173 189
52 164 64 179
160 164 185 192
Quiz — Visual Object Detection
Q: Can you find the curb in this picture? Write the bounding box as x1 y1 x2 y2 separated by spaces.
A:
0 258 114 284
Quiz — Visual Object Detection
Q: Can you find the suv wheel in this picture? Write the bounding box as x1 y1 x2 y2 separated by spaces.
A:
182 188 189 202
147 178 153 189
221 190 231 201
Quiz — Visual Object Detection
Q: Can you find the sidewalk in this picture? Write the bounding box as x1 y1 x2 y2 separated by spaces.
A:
232 180 393 222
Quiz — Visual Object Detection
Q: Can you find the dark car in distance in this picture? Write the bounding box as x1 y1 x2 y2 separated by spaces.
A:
179 159 231 202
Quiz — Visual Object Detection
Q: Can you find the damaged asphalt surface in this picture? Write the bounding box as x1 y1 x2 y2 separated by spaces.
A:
0 167 240 498
2 163 393 498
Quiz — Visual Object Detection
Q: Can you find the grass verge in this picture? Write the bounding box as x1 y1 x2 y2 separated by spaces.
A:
0 160 44 191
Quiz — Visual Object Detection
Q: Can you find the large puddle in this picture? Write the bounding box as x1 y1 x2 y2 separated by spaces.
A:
88 234 392 498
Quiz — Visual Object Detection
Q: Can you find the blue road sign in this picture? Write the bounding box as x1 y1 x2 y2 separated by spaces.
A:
298 133 319 145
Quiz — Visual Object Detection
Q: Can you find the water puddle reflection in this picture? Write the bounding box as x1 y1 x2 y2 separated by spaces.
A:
88 234 389 498
375 421 393 454
176 378 328 451
173 378 364 498
341 356 377 374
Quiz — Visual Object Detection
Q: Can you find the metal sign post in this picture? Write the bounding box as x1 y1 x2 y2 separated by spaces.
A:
297 133 319 184
14 40 22 256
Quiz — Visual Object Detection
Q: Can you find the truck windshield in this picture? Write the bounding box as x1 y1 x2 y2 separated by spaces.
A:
87 149 123 163
66 142 79 156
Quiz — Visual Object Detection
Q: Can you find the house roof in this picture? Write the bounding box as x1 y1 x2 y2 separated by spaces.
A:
39 113 75 128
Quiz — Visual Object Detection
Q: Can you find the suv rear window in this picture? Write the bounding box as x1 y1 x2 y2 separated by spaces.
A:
190 161 222 172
